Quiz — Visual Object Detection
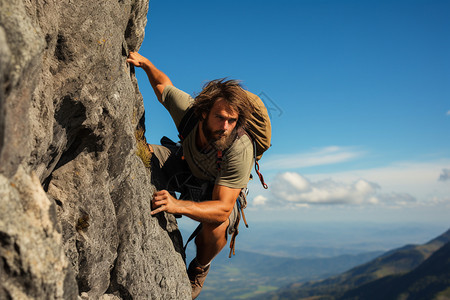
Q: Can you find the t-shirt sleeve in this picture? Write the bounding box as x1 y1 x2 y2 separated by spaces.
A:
161 85 195 127
216 135 254 189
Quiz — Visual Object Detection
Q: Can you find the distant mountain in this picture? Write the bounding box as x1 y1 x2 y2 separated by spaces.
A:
258 228 450 300
196 249 383 300
340 241 450 299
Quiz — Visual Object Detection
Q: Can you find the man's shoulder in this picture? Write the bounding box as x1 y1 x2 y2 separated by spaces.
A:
235 130 253 147
161 85 194 127
227 132 253 158
162 85 194 104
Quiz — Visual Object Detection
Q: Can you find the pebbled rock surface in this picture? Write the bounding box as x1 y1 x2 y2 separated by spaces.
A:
0 0 190 299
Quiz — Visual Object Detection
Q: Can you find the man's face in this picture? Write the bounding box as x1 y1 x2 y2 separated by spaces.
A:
202 98 239 150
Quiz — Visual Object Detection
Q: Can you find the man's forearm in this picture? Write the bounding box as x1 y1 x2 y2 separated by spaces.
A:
176 184 241 224
141 60 173 102
127 51 173 102
175 199 233 224
151 190 234 224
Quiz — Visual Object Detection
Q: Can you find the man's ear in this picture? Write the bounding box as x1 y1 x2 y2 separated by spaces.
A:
201 112 207 120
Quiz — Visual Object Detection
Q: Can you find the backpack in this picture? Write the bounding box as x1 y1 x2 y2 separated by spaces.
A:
243 90 272 161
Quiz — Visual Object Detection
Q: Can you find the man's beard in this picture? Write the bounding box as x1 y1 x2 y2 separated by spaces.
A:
202 121 237 151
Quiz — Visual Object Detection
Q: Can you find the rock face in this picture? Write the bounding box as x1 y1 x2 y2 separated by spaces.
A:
0 0 191 299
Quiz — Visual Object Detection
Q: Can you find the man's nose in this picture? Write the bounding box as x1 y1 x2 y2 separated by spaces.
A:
222 120 230 131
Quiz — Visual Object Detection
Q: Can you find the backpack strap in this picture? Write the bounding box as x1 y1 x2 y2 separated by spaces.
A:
177 106 198 141
184 223 202 255
250 138 268 189
228 188 249 258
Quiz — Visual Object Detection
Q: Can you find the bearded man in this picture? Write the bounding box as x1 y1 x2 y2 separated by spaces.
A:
127 52 254 299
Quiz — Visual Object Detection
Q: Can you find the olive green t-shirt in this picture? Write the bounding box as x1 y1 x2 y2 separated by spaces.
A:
161 85 253 189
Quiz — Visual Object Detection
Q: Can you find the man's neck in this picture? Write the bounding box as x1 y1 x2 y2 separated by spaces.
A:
196 121 210 151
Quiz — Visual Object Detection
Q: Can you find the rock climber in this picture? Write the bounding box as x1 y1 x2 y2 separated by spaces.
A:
127 51 254 299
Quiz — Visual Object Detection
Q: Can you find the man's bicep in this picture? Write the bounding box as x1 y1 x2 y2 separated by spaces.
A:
212 184 240 211
155 83 172 102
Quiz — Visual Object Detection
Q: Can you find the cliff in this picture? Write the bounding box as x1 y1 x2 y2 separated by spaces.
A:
0 0 191 299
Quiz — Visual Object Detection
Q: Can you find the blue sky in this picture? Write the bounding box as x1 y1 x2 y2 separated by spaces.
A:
135 0 450 226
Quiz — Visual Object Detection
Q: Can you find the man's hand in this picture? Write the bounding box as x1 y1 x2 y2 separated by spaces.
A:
151 190 180 215
126 51 149 68
126 51 172 102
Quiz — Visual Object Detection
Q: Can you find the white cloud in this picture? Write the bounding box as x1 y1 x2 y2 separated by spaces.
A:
247 160 450 224
279 172 310 191
263 146 363 170
248 159 450 227
439 169 450 181
253 195 268 206
307 160 450 201
251 172 412 208
376 192 416 206
447 110 450 116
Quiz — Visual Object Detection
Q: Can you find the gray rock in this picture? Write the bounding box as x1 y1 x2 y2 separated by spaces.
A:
0 0 191 299
0 167 78 300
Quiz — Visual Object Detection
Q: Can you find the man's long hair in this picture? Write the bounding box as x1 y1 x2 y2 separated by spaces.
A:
192 78 254 130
